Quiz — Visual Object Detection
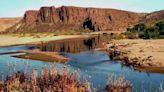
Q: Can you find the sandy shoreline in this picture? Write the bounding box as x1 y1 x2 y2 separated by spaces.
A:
0 34 87 47
13 49 69 62
107 39 164 68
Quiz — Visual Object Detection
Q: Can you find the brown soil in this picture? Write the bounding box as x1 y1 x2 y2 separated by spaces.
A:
134 66 164 73
13 49 69 62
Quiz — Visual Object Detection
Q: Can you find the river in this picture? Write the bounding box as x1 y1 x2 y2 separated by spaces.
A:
0 45 164 91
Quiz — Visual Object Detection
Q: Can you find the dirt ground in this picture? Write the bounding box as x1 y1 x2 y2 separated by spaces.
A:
0 34 85 46
112 39 164 67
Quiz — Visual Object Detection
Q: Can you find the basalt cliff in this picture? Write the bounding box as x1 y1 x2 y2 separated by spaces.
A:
5 6 144 33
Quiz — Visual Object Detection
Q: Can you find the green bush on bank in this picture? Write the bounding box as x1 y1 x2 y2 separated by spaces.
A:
127 21 164 39
110 32 140 40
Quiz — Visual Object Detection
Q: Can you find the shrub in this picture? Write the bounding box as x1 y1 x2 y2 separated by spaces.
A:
126 21 164 39
155 21 164 35
111 33 127 40
105 75 132 92
125 32 139 39
0 64 93 92
127 23 147 33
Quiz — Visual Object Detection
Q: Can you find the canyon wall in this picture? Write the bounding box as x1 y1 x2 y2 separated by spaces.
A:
6 6 143 33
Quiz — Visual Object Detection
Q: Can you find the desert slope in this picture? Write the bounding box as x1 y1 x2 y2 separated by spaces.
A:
140 10 164 26
0 17 21 32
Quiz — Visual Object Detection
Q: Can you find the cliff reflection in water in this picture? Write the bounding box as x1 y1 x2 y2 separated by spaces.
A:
39 34 111 53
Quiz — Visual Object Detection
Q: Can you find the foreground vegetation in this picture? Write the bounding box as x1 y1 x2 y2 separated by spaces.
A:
0 64 134 92
0 63 163 92
0 63 133 92
0 64 92 92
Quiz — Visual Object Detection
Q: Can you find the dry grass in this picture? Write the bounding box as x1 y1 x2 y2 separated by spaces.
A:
105 75 132 92
0 63 163 92
0 64 92 92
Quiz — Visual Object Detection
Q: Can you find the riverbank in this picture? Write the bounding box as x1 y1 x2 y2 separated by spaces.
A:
107 39 164 68
0 34 86 47
0 33 110 62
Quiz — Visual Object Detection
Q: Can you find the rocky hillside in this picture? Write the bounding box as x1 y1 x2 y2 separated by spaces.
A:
0 18 21 32
5 6 143 33
140 10 164 26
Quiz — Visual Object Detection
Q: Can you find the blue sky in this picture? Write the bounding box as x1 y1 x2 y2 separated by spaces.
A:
0 0 164 17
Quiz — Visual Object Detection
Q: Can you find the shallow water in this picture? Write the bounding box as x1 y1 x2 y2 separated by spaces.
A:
0 45 164 91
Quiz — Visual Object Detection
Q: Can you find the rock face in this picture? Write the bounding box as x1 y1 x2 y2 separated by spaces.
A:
24 10 38 24
6 6 143 33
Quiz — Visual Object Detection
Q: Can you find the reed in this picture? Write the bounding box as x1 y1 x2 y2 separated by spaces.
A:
105 75 132 92
0 64 92 92
0 63 163 92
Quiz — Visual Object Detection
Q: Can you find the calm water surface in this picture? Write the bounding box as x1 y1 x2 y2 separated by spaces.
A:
0 45 164 91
